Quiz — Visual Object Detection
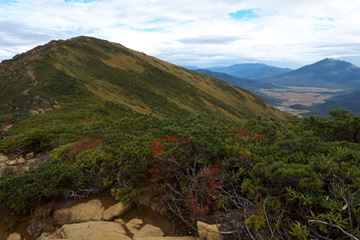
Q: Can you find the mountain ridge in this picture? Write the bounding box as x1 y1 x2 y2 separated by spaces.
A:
269 58 360 88
208 63 292 80
0 36 284 121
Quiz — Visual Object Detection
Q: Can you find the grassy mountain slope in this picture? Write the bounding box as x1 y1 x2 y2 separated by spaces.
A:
209 63 292 80
269 58 360 89
0 36 283 122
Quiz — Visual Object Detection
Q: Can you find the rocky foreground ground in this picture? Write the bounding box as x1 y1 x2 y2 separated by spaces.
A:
4 198 223 240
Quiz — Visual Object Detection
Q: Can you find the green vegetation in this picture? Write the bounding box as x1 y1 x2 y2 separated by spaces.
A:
1 109 360 239
0 36 283 121
0 37 359 239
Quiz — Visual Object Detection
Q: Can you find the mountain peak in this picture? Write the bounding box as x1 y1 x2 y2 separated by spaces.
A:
0 36 283 120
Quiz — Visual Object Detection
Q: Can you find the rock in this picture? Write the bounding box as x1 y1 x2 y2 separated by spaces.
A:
29 110 40 115
7 233 22 240
26 152 35 159
126 218 144 234
16 157 26 164
36 232 52 240
133 224 164 239
135 237 197 240
114 218 125 224
6 160 17 166
59 221 131 240
197 221 223 240
0 154 8 162
53 199 104 225
102 201 131 220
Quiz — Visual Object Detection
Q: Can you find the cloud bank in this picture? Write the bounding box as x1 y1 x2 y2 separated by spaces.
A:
0 0 359 68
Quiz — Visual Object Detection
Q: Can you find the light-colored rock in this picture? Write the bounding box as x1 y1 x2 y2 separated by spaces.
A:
16 157 26 164
102 201 131 220
0 154 8 162
135 237 198 240
60 221 130 240
7 233 22 240
53 199 104 225
6 160 17 166
26 152 35 159
126 218 144 234
133 224 164 239
197 221 223 240
29 110 40 115
114 218 125 224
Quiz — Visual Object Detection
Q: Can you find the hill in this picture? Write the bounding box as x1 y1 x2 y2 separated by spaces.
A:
269 58 360 89
0 36 283 121
209 63 292 80
305 90 360 116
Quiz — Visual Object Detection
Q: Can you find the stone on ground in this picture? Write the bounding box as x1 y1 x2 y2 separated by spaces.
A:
133 224 164 239
102 201 131 220
7 233 22 240
197 221 223 240
53 199 104 225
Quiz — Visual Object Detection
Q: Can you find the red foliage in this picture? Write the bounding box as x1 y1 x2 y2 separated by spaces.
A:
73 137 103 153
151 140 164 156
164 135 188 144
191 204 209 214
229 127 265 141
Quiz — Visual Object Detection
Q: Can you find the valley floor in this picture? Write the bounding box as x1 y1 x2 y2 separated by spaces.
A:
259 86 343 115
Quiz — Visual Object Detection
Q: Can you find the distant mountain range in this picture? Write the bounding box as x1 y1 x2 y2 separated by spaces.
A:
269 58 360 89
208 63 292 80
194 58 360 116
194 69 271 91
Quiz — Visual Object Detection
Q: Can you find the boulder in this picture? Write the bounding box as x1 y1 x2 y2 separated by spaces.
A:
135 237 197 240
133 224 164 239
7 233 22 240
26 152 35 159
125 218 144 234
102 202 131 220
53 199 104 225
114 218 126 224
59 221 131 240
6 160 17 166
0 154 8 162
197 221 223 240
16 157 26 164
29 110 40 115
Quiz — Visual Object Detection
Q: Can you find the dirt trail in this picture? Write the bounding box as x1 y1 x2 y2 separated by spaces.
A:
22 67 38 96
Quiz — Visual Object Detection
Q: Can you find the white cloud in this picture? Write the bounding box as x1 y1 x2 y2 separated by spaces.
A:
0 0 359 68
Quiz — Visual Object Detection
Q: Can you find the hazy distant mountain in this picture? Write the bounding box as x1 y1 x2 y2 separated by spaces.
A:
270 58 360 89
305 90 360 116
194 69 272 91
209 63 292 80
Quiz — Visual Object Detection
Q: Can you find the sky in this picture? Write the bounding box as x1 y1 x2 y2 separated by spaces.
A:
0 0 360 68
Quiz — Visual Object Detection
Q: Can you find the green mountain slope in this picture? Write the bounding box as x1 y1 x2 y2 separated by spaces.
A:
0 36 283 121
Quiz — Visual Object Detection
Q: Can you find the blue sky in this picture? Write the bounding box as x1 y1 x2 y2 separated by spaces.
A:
0 0 360 68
